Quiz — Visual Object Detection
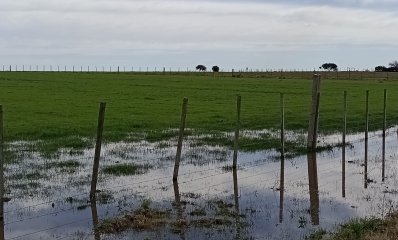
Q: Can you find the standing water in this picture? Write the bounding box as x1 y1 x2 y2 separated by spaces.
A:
3 127 398 239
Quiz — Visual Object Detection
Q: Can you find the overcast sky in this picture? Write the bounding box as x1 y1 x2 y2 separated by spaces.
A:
1 0 397 71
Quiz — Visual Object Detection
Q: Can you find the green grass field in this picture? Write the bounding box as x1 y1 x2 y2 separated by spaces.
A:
0 72 397 144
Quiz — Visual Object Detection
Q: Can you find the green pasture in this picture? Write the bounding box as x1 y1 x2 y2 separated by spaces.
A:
0 72 397 144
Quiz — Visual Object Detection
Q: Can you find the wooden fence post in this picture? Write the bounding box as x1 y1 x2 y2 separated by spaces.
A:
0 105 4 227
173 98 188 181
342 91 347 198
382 89 387 182
90 102 106 199
279 93 285 223
307 75 321 150
280 93 285 156
233 95 241 169
364 90 369 189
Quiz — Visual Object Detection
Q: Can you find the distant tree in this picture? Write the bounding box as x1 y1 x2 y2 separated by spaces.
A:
375 66 388 72
321 63 338 71
196 65 206 72
212 66 220 72
388 60 398 71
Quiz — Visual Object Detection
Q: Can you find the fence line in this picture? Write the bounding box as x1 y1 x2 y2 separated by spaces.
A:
1 74 398 239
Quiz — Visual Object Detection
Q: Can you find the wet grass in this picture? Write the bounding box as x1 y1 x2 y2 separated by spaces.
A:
99 197 247 236
99 199 170 233
213 199 236 218
46 160 81 169
144 130 179 142
1 72 398 148
190 207 207 216
199 134 282 151
36 136 93 157
4 148 19 164
307 217 384 240
11 171 46 181
9 182 41 190
103 163 152 176
97 191 114 204
200 133 339 155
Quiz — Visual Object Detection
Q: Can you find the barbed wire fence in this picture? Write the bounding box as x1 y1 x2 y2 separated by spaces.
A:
0 75 398 239
1 65 398 81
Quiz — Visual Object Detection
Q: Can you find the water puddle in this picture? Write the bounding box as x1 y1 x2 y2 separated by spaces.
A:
3 127 398 239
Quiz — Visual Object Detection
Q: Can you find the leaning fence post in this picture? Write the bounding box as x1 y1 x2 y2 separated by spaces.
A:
233 95 241 169
342 91 347 198
0 105 4 225
364 90 369 189
173 98 188 181
90 102 106 199
382 89 387 182
307 75 321 150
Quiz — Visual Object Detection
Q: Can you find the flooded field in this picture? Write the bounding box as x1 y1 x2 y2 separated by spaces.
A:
3 127 398 240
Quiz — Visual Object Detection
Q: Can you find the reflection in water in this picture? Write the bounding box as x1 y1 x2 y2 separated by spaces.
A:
0 217 3 240
233 168 241 240
364 132 368 189
307 152 319 225
279 154 285 224
342 139 346 198
7 126 398 239
90 197 101 240
173 180 186 240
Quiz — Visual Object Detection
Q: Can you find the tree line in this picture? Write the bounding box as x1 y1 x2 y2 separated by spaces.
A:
375 60 398 72
196 60 398 73
196 65 219 72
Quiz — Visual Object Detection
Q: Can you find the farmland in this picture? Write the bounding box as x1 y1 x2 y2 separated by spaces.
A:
0 71 397 143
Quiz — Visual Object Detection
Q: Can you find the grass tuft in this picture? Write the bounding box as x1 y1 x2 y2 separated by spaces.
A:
103 163 152 176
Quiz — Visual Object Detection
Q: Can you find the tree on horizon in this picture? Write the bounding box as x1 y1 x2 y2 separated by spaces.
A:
196 65 206 71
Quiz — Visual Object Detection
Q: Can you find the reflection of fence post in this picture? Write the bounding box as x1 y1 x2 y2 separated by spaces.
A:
364 90 369 189
307 75 321 150
233 95 241 169
232 168 241 239
90 103 106 199
307 152 319 225
342 91 347 198
279 156 285 224
173 98 188 181
382 89 387 182
90 196 101 240
0 105 4 228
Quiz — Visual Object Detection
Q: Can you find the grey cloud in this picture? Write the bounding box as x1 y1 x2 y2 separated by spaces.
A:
0 0 397 69
194 0 398 10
